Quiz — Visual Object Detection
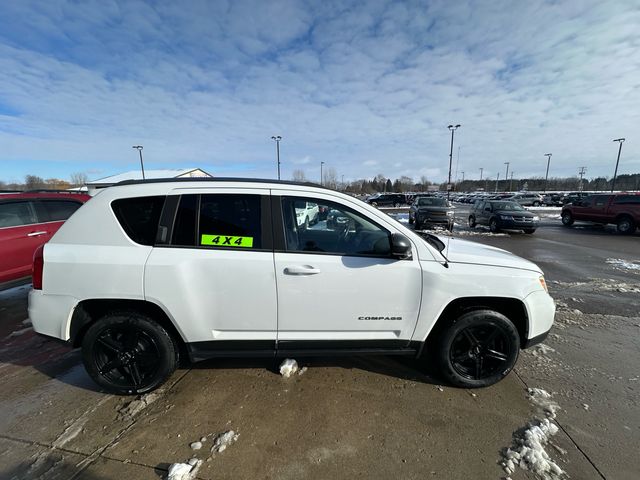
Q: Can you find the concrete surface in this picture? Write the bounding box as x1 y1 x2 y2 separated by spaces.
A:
1 213 637 479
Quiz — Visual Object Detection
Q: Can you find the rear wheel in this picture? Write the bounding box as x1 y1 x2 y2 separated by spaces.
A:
561 211 574 226
468 216 476 228
489 218 499 233
434 310 520 388
82 311 178 395
393 202 401 207
616 215 636 235
524 229 536 234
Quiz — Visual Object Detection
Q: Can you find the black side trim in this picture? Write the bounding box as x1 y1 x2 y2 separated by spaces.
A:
156 194 180 245
271 192 286 250
277 339 411 350
523 330 550 349
188 340 277 362
260 194 274 250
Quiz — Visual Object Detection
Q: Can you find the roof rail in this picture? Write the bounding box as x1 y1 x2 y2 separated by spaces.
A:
112 177 328 190
23 189 87 194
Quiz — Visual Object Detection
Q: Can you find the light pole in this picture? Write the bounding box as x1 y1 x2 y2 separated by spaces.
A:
447 124 461 199
543 153 552 193
495 172 500 193
611 138 625 192
320 161 325 186
578 166 587 191
479 167 483 181
510 172 514 192
271 136 282 180
504 162 510 192
132 145 145 179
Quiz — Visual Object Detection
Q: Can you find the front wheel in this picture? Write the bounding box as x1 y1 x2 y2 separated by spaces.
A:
489 218 499 233
561 211 574 226
468 216 476 228
82 311 178 395
532 201 541 206
617 216 636 235
434 310 520 388
393 202 401 207
523 229 536 234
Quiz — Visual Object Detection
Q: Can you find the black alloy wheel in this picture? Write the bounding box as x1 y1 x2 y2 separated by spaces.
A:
435 310 519 388
82 311 177 395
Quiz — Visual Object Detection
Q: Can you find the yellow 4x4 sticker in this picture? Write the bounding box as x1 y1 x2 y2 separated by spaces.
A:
201 234 254 248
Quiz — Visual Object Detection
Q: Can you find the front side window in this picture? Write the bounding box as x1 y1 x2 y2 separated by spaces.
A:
594 196 611 207
0 201 36 228
281 196 390 256
112 196 166 246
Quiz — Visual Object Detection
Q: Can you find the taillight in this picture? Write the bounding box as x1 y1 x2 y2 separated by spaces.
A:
33 244 44 290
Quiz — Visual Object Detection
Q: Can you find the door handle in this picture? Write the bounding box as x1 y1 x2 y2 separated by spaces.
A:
284 265 321 275
27 231 47 237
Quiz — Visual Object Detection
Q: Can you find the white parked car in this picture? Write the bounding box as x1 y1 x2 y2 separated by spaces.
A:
295 201 319 229
29 178 555 394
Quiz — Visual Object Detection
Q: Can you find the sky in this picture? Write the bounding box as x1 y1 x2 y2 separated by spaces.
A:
0 0 639 185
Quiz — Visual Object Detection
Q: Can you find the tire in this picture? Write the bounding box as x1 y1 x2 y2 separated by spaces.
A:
524 229 536 234
371 202 378 207
561 211 574 226
434 310 520 388
393 202 400 207
82 311 178 395
468 216 476 228
616 215 636 235
409 214 414 225
447 222 454 232
532 201 541 206
489 218 499 233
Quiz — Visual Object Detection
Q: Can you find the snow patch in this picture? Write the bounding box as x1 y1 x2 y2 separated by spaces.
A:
5 326 32 339
211 430 239 453
189 441 202 450
606 258 640 272
279 358 299 378
527 388 561 418
166 459 202 480
118 391 162 420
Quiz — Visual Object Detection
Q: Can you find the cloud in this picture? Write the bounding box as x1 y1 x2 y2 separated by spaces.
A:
0 0 639 183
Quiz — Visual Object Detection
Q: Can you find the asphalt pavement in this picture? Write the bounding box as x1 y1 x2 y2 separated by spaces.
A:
0 208 638 479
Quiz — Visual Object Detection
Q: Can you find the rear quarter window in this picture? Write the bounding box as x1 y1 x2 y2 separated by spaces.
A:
111 196 166 245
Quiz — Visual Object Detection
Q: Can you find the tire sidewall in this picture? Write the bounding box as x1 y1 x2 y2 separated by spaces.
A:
561 212 573 226
82 312 177 395
617 217 634 234
434 310 520 388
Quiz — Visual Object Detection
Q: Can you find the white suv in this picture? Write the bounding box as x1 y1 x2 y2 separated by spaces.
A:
29 179 555 394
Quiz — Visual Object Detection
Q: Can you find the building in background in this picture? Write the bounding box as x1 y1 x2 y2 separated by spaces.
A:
85 168 212 195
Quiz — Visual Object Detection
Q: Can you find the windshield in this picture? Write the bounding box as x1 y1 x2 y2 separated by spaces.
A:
491 201 525 211
417 197 447 207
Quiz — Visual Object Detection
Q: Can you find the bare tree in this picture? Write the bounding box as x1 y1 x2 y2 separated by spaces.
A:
291 169 307 182
70 172 89 187
323 167 338 189
25 175 45 190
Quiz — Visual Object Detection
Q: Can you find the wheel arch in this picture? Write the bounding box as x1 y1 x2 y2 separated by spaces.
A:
69 299 186 353
424 296 529 349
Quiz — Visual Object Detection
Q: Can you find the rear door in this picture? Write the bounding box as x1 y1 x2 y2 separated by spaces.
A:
33 199 85 242
144 189 278 354
0 200 41 283
272 191 422 349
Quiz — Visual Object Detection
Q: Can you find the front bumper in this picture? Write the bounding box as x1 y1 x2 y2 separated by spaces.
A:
522 290 556 342
497 219 539 229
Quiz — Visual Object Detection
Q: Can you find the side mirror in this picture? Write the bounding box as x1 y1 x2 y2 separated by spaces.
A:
390 233 412 260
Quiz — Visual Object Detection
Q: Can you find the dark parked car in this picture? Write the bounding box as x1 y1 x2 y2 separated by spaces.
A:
561 193 640 234
561 191 589 205
409 197 454 230
468 200 539 233
365 193 406 207
0 191 91 287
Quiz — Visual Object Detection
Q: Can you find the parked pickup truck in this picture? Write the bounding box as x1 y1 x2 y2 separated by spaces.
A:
561 193 640 234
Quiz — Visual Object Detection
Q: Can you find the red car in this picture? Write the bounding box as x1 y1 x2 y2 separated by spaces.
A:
0 191 91 287
561 192 640 234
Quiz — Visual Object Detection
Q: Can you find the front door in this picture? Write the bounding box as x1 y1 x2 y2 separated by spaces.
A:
272 192 422 349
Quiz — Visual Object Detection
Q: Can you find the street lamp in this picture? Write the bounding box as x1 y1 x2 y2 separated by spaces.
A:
132 145 145 180
543 153 552 193
271 136 282 180
503 162 510 192
447 124 461 199
611 138 625 192
479 167 483 181
510 172 514 192
320 161 325 186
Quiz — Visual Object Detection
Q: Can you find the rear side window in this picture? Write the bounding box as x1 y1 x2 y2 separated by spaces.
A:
39 200 83 221
112 196 166 245
0 201 36 227
198 194 262 249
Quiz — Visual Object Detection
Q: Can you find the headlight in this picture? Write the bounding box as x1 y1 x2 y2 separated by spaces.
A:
500 215 513 220
533 215 540 221
539 276 548 292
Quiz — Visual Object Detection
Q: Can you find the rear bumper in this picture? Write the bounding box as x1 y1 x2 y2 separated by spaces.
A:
28 289 77 341
523 330 549 349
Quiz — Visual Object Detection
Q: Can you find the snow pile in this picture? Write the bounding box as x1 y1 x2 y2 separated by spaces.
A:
279 358 299 378
211 430 239 453
500 388 565 479
501 419 563 479
117 391 162 420
166 458 202 480
606 258 640 272
189 441 202 450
